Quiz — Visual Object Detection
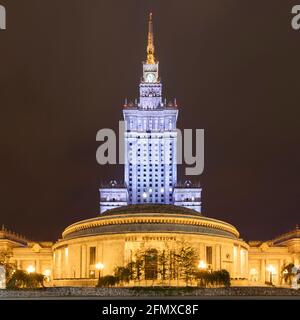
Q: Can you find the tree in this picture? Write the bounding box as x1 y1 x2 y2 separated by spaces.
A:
114 266 131 286
168 250 177 285
144 248 158 285
0 249 16 282
175 242 198 286
215 269 231 287
281 263 295 285
132 250 144 285
158 249 169 285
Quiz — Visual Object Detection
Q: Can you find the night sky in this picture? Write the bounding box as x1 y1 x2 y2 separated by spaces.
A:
0 0 299 242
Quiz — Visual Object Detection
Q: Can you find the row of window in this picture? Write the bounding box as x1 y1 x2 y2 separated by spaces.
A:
129 164 174 168
130 142 173 146
129 155 173 158
128 181 173 188
129 163 171 171
129 171 173 175
127 135 175 139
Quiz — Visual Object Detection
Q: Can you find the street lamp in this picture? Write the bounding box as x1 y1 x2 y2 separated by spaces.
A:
26 265 35 274
198 260 207 270
95 262 104 280
266 264 276 285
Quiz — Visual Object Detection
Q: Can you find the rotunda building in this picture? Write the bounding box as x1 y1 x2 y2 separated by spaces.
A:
52 205 248 286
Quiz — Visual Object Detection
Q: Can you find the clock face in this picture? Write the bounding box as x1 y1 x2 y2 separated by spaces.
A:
146 73 155 83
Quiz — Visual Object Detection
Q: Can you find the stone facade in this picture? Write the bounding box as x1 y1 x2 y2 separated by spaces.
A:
0 227 53 279
0 217 299 287
248 227 300 285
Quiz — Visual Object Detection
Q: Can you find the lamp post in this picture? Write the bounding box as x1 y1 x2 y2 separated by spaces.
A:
266 264 276 285
197 260 207 287
95 263 104 281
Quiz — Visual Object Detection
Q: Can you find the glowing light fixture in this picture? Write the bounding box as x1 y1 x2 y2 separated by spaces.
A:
198 260 207 270
95 262 105 280
26 265 35 274
43 269 51 277
95 263 104 271
266 264 276 284
266 264 276 274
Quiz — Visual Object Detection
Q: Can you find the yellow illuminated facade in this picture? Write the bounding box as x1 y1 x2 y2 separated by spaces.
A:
1 211 299 287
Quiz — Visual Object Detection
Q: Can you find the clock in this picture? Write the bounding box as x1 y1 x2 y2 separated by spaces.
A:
146 73 155 83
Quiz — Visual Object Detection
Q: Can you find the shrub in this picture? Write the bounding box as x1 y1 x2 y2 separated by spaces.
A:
195 269 230 288
96 275 118 287
114 266 131 285
7 270 45 289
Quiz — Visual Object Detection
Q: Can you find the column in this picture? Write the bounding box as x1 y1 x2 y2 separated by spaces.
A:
279 259 284 285
215 245 221 270
237 245 241 278
36 260 40 274
245 251 249 279
81 245 87 278
261 259 265 283
199 243 205 261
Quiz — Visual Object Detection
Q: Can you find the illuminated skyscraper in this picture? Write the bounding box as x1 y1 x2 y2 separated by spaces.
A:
100 13 202 213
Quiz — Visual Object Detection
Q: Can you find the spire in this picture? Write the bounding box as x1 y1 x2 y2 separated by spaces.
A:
146 12 155 64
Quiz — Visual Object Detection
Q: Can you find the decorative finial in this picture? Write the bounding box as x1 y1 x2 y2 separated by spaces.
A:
147 12 155 64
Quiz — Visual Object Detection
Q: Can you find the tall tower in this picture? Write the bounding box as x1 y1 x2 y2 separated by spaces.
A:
123 13 178 205
99 13 202 214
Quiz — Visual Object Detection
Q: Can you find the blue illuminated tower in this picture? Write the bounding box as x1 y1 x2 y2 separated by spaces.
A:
99 13 201 213
123 13 178 205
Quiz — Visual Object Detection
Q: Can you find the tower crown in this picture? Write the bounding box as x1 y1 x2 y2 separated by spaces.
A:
146 12 155 64
142 13 159 85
